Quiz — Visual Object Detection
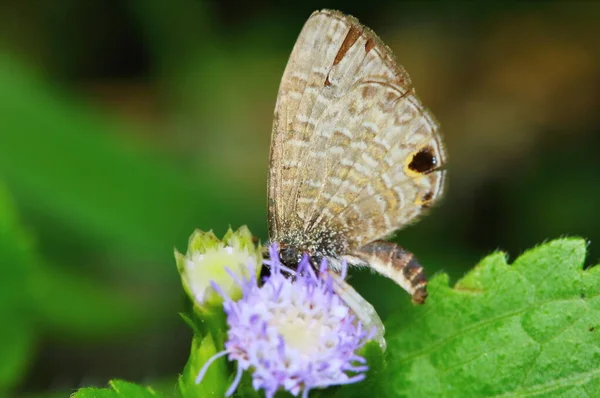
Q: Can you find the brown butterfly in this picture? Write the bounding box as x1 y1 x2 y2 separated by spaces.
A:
267 9 446 347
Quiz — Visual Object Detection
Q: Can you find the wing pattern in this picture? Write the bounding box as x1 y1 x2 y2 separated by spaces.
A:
268 9 446 255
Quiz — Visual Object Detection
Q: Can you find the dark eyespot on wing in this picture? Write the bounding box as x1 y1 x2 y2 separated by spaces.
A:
408 147 437 174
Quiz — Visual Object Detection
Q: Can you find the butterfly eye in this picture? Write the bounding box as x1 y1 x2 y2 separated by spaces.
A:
408 147 437 174
280 246 300 266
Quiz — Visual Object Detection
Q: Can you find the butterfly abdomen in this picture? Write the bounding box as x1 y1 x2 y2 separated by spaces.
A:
353 240 428 304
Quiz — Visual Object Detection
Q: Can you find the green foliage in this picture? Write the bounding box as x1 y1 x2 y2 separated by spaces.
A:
0 53 255 274
31 263 155 338
178 333 229 398
0 184 36 391
0 48 262 394
383 237 600 397
0 183 161 393
326 342 386 398
70 238 600 397
73 380 164 398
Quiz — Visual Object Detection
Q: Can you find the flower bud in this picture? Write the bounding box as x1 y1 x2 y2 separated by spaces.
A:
175 226 261 312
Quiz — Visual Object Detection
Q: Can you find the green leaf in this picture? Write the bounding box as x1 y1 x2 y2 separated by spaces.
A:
31 264 155 338
73 380 164 398
329 341 386 398
0 53 262 278
384 237 600 397
0 184 36 391
179 333 229 397
233 372 262 398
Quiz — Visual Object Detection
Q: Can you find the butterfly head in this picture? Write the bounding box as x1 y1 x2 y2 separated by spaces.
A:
278 243 303 268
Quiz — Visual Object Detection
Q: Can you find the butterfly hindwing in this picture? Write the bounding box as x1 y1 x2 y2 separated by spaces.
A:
268 10 446 254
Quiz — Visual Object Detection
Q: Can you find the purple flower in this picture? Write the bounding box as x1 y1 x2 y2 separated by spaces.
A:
196 243 371 398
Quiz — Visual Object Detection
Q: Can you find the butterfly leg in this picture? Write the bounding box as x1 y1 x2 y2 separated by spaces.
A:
351 240 428 304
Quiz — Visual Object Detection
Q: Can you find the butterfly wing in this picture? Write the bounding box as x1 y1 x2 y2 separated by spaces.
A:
268 9 446 253
328 269 386 350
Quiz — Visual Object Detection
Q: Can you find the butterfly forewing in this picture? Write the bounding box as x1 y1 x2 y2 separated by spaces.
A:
268 9 446 257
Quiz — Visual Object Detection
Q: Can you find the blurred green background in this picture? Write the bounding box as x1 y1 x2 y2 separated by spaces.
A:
1 1 599 396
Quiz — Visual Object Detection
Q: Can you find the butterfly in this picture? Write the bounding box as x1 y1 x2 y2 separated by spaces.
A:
266 9 446 346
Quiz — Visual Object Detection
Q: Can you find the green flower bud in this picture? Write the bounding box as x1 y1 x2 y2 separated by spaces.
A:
175 226 261 313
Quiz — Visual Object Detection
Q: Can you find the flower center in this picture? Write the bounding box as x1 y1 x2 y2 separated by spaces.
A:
271 306 334 357
278 319 316 354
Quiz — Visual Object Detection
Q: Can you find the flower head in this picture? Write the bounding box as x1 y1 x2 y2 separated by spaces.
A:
175 226 261 312
197 243 371 398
